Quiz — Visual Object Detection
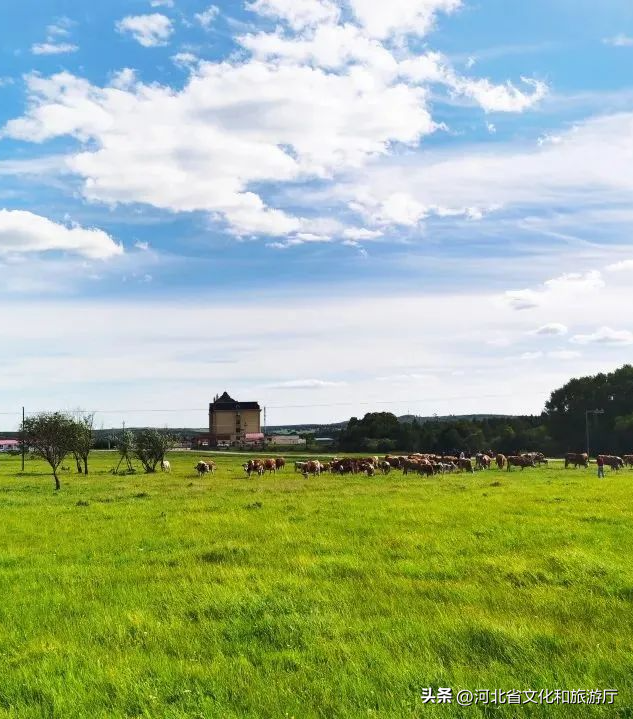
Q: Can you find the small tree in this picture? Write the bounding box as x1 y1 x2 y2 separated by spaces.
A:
114 430 135 473
22 412 78 490
133 429 173 473
72 413 94 475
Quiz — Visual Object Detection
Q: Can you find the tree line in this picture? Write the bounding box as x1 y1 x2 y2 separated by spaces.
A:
336 364 633 455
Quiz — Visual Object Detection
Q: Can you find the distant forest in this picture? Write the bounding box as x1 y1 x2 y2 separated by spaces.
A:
336 365 633 456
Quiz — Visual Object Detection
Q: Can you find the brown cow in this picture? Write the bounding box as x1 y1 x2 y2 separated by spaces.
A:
275 457 286 470
565 452 589 469
458 458 474 473
263 458 276 474
507 455 535 471
476 453 491 470
496 453 506 469
302 460 321 477
623 454 633 468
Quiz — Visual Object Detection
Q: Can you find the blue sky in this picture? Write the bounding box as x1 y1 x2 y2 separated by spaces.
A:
1 0 633 429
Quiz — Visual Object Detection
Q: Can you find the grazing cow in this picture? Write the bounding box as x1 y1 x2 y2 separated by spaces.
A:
522 452 548 465
496 454 506 469
507 455 536 471
302 460 321 478
598 455 624 471
458 458 474 474
275 457 286 471
263 458 277 474
379 460 391 475
565 452 589 469
294 461 307 473
243 459 264 478
476 453 491 470
160 460 171 473
623 454 633 468
196 461 210 477
384 455 402 469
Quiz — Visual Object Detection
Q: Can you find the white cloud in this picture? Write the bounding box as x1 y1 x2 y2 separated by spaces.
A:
7 0 550 242
151 0 174 6
0 210 122 259
449 75 547 113
349 0 462 39
248 0 341 30
519 351 543 360
342 227 383 240
116 14 173 47
32 42 78 55
172 52 198 68
532 323 568 336
32 17 78 54
606 259 633 272
503 272 604 312
338 113 633 230
265 378 347 389
603 35 633 47
571 327 633 346
195 5 220 29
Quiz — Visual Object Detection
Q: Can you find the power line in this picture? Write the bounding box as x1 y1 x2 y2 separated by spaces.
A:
0 389 552 417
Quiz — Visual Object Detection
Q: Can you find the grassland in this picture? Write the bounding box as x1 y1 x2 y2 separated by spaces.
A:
0 450 632 718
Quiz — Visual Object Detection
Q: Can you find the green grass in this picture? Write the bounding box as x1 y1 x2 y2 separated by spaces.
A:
0 451 632 718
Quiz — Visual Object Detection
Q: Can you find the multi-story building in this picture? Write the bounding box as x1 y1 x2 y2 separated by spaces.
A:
208 392 262 447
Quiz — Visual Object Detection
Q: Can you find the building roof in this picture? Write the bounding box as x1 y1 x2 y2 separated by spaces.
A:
0 439 19 445
210 391 261 411
245 433 265 440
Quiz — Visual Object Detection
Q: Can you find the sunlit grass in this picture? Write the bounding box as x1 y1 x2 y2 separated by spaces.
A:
0 451 631 718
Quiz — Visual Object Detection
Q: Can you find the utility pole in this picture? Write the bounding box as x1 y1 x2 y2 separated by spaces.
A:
21 406 25 472
586 408 604 457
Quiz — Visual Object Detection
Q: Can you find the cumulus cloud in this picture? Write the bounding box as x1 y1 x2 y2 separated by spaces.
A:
348 0 461 39
7 0 548 242
116 14 173 47
0 210 122 259
571 327 633 346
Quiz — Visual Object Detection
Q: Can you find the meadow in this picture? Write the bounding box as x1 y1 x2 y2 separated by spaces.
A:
0 450 632 718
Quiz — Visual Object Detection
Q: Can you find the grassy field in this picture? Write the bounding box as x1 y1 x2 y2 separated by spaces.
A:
0 451 632 718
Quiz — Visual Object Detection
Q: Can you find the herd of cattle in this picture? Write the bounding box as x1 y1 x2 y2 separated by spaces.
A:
190 452 633 478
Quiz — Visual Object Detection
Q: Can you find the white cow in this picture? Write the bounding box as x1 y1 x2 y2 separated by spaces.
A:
160 460 171 473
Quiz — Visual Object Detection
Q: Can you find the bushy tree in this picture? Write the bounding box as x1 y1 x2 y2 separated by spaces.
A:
115 430 136 473
132 429 173 473
22 413 78 490
72 413 94 475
